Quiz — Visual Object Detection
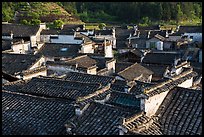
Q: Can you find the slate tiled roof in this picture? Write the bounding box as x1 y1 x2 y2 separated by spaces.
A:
118 63 154 82
178 26 202 33
63 24 84 31
2 53 42 75
64 71 115 86
37 43 81 58
115 62 133 73
18 77 102 100
142 52 181 65
72 102 132 135
2 90 75 135
122 112 162 135
65 55 97 69
2 23 40 37
2 40 12 51
40 29 60 35
105 91 141 112
110 80 128 92
2 79 30 92
144 68 197 97
129 81 155 95
155 87 202 135
141 63 168 78
94 29 113 35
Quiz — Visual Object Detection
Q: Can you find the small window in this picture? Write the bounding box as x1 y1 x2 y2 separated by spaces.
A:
50 35 59 39
60 48 68 52
190 36 193 39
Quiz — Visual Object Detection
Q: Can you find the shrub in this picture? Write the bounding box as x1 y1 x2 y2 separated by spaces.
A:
98 23 106 30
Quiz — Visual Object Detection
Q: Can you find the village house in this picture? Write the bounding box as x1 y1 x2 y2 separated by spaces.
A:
40 24 84 44
172 25 202 43
91 28 116 49
89 55 116 76
119 86 202 135
2 22 46 51
2 53 47 80
116 62 154 84
36 43 81 61
142 51 181 66
46 55 98 75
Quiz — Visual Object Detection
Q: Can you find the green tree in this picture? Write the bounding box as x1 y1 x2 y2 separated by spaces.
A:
176 4 183 22
98 23 106 30
53 19 64 29
31 19 41 25
20 19 29 25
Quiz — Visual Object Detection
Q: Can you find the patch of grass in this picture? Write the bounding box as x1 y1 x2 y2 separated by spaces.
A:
85 25 100 30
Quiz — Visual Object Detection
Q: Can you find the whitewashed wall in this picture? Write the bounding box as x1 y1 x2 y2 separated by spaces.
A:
184 33 202 43
105 45 113 58
81 43 94 53
11 42 31 54
23 70 47 80
29 57 46 70
177 77 193 88
145 90 169 117
106 60 116 73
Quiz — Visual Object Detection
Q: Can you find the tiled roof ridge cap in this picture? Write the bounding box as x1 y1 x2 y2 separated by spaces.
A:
118 62 138 75
21 65 47 75
144 68 194 94
32 77 102 87
76 84 110 102
123 111 145 124
2 79 28 86
2 89 57 100
69 71 115 79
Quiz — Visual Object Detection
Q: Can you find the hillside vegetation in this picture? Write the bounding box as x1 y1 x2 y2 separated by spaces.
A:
2 2 82 24
2 2 202 26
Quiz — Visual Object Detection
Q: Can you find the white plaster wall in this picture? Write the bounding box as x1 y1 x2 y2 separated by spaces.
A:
105 45 113 58
87 68 97 75
177 77 193 88
184 33 202 43
29 57 46 70
156 41 163 50
23 70 47 80
30 35 37 47
145 90 169 117
12 43 31 53
81 44 94 53
106 60 116 73
40 35 50 43
51 35 83 44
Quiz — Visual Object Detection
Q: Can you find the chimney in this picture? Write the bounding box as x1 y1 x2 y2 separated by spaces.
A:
174 58 178 66
83 24 85 30
137 31 140 38
112 27 116 38
118 125 128 135
165 30 169 38
10 31 13 39
75 63 78 68
21 39 24 44
74 105 82 116
104 38 106 47
124 85 129 93
176 25 180 32
65 124 73 135
147 31 150 39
